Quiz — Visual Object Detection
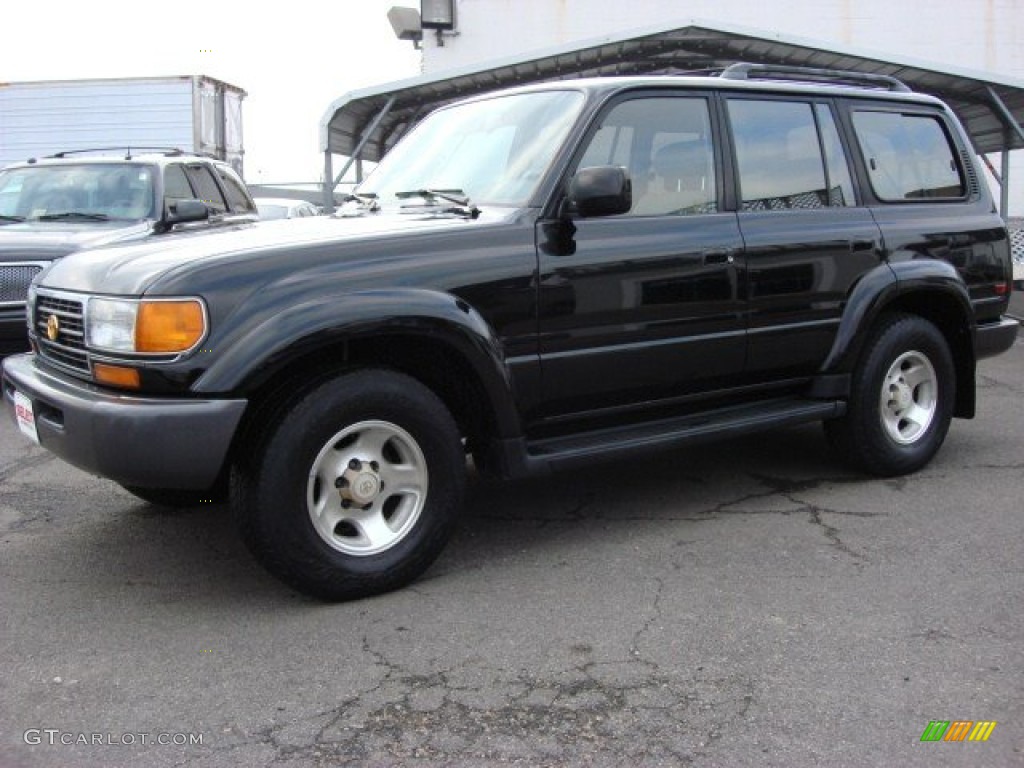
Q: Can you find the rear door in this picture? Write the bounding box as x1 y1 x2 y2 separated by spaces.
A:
725 97 884 379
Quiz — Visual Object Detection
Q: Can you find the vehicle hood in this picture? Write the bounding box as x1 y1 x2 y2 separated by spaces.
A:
0 220 151 261
35 210 518 296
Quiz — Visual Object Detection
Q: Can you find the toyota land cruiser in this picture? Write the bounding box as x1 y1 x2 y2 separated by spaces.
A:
3 65 1018 599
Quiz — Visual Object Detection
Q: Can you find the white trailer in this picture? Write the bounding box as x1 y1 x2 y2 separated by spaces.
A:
0 75 245 174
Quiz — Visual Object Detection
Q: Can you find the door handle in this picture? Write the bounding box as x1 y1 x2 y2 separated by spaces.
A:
849 238 878 253
703 248 736 265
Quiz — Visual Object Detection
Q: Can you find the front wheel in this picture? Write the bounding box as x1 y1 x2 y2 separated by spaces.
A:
825 313 955 477
232 370 465 600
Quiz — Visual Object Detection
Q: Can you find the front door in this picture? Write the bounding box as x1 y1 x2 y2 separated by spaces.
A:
536 93 746 422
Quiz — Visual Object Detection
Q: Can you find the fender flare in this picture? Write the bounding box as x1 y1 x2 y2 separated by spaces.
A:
192 287 524 435
820 259 974 375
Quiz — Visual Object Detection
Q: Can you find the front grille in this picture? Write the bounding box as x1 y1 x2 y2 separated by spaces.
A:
0 263 44 305
35 293 90 374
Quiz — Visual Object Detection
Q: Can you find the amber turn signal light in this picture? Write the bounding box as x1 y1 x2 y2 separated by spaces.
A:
93 363 141 389
135 301 206 353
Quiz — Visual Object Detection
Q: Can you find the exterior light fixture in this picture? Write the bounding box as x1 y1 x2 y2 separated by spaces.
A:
388 6 423 46
420 0 455 31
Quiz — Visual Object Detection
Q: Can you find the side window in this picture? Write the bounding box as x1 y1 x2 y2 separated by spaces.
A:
185 165 228 214
728 99 836 210
163 164 195 210
816 105 856 207
576 96 717 217
216 167 256 213
851 111 965 201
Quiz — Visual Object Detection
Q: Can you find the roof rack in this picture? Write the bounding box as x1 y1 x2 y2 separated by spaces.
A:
719 62 911 92
46 147 188 160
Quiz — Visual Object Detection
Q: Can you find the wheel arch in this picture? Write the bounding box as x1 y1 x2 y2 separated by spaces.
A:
821 260 976 417
205 291 524 473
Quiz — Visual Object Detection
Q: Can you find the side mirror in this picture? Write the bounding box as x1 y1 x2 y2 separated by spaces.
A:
165 199 210 225
567 166 632 218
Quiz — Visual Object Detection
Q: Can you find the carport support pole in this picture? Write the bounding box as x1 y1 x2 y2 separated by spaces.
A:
987 87 1024 220
1001 142 1010 220
325 96 398 215
323 151 334 212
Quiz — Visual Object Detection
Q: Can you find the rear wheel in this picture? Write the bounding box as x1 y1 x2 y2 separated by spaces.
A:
825 313 955 476
232 369 465 600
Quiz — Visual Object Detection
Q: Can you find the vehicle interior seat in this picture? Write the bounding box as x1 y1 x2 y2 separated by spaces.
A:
633 140 714 216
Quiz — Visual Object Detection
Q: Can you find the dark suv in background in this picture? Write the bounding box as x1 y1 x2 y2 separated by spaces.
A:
3 65 1018 600
0 149 258 352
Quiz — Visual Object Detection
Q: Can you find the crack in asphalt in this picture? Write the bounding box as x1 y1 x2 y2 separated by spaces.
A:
629 576 665 659
976 372 1024 396
219 661 757 767
473 471 879 567
969 461 1024 470
0 449 57 483
199 593 757 768
738 474 875 563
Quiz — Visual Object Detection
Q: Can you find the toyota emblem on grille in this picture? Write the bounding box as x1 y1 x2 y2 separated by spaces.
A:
46 314 60 341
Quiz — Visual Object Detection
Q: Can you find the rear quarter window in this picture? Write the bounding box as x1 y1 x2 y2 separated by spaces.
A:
851 110 966 201
185 165 228 214
216 167 256 213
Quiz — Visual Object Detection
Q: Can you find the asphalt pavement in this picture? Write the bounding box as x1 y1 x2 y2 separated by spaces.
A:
1 334 1022 767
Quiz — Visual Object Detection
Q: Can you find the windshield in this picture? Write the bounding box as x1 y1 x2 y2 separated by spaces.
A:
0 163 156 222
357 90 585 208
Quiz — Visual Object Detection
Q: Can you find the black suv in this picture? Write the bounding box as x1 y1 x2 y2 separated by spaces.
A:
0 149 258 353
3 66 1018 599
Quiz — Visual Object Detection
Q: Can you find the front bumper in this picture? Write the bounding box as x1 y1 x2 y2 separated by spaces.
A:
975 315 1020 360
2 353 246 490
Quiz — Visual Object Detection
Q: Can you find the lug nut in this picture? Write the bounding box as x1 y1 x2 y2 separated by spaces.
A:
348 459 362 470
335 477 348 488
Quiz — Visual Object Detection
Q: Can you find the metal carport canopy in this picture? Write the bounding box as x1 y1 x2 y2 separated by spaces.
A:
319 17 1024 206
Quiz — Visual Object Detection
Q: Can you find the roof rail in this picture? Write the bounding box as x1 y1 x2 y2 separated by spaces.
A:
46 147 188 160
719 62 911 92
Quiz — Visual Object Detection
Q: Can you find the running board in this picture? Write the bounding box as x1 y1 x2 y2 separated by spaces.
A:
524 398 845 474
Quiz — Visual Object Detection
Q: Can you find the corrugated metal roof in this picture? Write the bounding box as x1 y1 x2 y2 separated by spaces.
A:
320 18 1024 163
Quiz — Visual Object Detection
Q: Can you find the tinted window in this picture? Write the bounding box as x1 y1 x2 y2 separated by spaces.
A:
816 104 856 207
164 165 195 210
729 100 837 211
185 165 227 213
852 111 965 200
577 96 717 216
216 167 255 213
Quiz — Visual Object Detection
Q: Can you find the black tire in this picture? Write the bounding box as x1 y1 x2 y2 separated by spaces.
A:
120 485 221 508
825 313 955 476
231 369 465 600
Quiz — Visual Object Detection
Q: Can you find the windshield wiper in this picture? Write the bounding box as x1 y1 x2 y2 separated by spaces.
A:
395 189 480 219
0 214 26 223
36 211 111 221
337 191 380 212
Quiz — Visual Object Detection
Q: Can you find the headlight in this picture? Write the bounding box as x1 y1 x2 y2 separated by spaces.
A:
87 298 137 351
26 284 37 330
87 297 207 354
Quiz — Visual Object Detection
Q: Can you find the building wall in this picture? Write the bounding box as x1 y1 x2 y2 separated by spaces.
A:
420 0 1024 215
